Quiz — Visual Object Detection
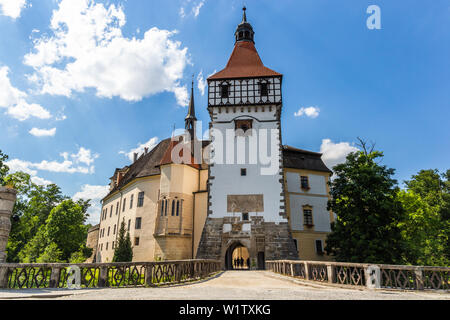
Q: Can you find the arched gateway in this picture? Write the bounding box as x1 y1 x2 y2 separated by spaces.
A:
224 241 250 270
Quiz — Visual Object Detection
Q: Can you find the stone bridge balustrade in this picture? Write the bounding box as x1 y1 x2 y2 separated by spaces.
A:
0 260 221 289
267 260 450 291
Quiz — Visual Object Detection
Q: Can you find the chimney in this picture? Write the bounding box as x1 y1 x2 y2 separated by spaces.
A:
133 153 138 163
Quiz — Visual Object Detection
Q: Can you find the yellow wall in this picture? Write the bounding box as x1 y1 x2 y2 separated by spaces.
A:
97 176 160 262
193 191 208 256
291 231 333 261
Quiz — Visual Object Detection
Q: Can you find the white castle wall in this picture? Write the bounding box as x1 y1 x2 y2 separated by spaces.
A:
208 107 285 223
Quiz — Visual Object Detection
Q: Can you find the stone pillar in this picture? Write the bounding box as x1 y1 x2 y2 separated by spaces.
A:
365 265 381 289
0 187 17 263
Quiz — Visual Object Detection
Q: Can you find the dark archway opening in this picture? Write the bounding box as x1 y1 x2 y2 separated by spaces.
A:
225 242 250 270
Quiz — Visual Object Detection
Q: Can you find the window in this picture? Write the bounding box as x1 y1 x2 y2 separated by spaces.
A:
164 199 168 216
135 217 142 230
242 212 249 221
171 200 176 216
293 239 298 251
101 243 103 251
161 199 165 216
123 198 126 212
220 84 229 98
315 240 324 255
116 202 119 215
110 205 113 217
128 219 131 231
241 168 247 176
301 176 310 190
106 242 109 250
113 224 116 235
130 194 134 209
135 237 140 246
107 227 110 237
235 119 253 134
176 201 180 217
112 241 115 249
303 208 313 226
137 192 145 207
260 82 268 96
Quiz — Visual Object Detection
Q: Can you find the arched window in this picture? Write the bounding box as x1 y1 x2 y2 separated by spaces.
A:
164 199 168 216
171 200 176 216
176 201 180 216
161 199 165 216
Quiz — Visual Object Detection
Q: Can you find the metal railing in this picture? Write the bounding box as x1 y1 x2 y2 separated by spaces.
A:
0 259 221 289
267 260 450 291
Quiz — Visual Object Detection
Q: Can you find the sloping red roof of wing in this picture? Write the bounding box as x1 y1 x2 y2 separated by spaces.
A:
208 41 281 80
159 140 200 169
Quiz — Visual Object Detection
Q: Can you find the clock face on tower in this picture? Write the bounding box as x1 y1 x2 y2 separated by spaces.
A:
208 77 282 107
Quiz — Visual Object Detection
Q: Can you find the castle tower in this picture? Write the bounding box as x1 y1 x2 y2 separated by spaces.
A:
197 8 298 269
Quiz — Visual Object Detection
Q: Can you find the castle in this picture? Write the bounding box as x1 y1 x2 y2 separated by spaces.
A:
87 8 335 269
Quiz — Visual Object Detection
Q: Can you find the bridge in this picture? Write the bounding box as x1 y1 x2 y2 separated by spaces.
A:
0 270 447 300
0 260 448 300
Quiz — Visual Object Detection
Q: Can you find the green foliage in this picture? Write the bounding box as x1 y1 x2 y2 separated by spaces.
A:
325 143 407 264
36 243 63 263
113 220 133 262
69 245 93 264
398 170 450 266
0 149 10 186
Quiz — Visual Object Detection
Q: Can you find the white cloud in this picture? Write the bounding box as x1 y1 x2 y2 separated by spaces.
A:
25 0 190 106
179 0 206 19
192 0 205 17
71 147 99 166
294 106 320 119
31 176 52 186
6 147 98 175
29 127 56 137
320 139 359 171
197 70 206 96
0 0 27 19
6 159 52 186
73 184 109 224
120 137 159 162
0 66 52 121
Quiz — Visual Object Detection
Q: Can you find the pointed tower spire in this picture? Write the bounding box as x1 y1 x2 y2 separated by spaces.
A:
242 6 247 23
185 75 197 140
235 6 254 43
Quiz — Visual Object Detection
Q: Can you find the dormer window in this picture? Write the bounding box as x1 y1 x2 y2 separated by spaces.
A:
220 84 229 98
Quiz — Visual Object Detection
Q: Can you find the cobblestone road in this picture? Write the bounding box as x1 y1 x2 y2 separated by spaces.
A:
0 271 448 300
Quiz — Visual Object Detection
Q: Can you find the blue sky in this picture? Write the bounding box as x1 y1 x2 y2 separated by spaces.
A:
0 0 449 223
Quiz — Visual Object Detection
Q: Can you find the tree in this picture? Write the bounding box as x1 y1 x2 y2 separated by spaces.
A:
0 149 9 185
113 219 133 262
325 140 407 264
17 199 92 263
399 170 450 266
6 174 67 262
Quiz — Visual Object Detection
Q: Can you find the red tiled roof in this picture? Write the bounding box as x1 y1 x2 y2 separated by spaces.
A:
159 140 200 169
208 41 282 80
